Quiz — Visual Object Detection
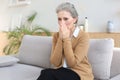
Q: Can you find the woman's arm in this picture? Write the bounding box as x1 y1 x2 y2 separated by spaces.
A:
50 33 63 67
63 32 89 68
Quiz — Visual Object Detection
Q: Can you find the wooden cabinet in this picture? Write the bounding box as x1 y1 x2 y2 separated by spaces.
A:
0 32 9 55
89 32 120 47
0 32 120 55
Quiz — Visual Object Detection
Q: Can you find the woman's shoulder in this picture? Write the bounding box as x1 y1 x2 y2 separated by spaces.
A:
78 30 89 39
53 32 59 38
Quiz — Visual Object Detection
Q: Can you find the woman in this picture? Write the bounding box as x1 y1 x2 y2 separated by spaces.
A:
37 2 94 80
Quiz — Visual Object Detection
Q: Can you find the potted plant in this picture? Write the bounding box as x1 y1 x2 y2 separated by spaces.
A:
3 12 51 55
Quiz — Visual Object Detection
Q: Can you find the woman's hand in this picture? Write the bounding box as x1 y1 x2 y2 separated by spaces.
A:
59 25 63 39
59 23 70 39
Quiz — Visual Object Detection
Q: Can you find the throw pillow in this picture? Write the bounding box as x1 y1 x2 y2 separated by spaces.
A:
88 38 114 80
17 35 52 68
0 55 19 67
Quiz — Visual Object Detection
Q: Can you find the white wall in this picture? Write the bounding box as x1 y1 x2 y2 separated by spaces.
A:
0 0 120 32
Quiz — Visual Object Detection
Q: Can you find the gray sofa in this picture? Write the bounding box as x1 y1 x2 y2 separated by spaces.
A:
0 35 120 80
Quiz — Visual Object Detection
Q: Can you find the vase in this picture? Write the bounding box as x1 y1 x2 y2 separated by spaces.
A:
107 21 114 33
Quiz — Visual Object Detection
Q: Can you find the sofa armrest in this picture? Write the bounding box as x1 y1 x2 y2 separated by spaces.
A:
10 53 19 58
110 47 120 78
0 55 19 67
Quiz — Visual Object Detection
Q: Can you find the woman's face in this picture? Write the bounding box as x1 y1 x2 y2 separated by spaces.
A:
57 10 77 30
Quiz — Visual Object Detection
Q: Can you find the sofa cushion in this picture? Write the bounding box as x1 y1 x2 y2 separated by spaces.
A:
0 63 42 80
110 74 120 80
0 55 19 67
17 35 52 68
88 38 114 80
110 48 120 78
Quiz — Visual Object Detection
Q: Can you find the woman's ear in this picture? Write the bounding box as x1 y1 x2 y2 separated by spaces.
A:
73 17 78 24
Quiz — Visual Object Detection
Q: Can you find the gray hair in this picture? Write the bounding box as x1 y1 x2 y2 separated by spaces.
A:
56 2 78 22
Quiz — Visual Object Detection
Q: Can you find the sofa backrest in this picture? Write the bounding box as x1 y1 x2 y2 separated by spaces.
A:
17 35 53 68
88 39 114 80
17 35 114 80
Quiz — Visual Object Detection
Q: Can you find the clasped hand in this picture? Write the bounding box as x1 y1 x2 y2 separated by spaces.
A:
59 23 71 39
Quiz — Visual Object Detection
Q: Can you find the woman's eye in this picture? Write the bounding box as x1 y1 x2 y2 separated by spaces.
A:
58 18 61 21
64 18 68 21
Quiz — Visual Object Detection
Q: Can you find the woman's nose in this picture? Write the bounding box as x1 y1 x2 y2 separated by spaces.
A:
60 20 65 25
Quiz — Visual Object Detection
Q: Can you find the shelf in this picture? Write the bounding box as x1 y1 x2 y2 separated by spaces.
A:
89 32 120 47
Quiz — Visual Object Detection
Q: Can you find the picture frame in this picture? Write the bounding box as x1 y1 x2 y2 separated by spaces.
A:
9 0 31 7
17 0 30 4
